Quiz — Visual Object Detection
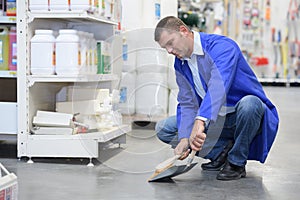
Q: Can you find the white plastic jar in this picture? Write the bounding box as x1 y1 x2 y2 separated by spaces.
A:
70 0 91 11
29 0 49 11
88 32 97 74
55 29 81 75
30 30 56 75
49 0 69 11
77 31 87 74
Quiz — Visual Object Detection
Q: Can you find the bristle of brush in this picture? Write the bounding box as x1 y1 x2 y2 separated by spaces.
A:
148 163 174 182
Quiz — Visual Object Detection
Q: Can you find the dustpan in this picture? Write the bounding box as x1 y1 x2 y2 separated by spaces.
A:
148 150 198 182
148 162 198 182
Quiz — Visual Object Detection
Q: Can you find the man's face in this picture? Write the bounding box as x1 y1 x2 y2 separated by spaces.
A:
158 28 192 59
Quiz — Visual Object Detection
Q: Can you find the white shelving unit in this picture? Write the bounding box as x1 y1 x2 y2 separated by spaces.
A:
0 16 17 140
27 74 118 86
17 1 131 165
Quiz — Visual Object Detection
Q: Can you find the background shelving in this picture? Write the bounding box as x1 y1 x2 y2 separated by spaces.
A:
16 1 130 165
0 11 17 138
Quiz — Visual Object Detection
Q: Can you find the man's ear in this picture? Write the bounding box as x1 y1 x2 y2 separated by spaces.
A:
179 25 189 36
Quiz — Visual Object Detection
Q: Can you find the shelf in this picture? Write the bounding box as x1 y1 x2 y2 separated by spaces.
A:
28 10 118 25
29 124 131 143
0 71 17 78
0 16 16 24
259 78 300 83
289 78 300 83
17 0 126 161
28 74 118 86
258 77 300 86
258 78 288 83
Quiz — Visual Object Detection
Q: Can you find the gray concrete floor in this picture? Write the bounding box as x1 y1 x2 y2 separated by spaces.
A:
0 86 300 200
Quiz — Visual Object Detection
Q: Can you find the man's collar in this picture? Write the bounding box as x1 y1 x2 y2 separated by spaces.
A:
192 30 204 56
182 30 204 62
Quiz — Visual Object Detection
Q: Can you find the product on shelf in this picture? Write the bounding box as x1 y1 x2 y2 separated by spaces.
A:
8 26 16 71
30 29 56 75
18 0 129 163
0 26 9 70
33 110 73 127
30 28 100 76
97 40 111 74
28 0 120 22
70 0 91 11
55 29 82 75
49 0 69 11
6 0 16 16
29 0 49 11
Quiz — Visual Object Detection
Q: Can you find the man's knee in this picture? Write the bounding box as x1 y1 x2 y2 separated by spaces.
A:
155 120 167 141
155 120 164 134
155 117 178 144
237 95 265 114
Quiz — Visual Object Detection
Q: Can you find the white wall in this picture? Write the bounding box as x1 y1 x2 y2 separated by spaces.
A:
161 0 178 18
121 0 178 30
121 0 143 30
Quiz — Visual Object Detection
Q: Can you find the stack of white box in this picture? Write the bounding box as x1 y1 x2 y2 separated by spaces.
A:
167 55 179 117
32 110 75 135
55 86 121 130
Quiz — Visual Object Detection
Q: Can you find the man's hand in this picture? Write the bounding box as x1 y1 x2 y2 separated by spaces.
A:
189 119 206 151
174 138 190 160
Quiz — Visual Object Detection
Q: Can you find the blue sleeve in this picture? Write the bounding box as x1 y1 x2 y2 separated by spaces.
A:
197 38 239 121
175 70 199 140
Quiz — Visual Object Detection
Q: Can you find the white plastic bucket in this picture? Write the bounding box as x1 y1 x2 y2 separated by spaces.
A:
122 34 137 71
167 55 178 89
136 48 168 68
122 65 136 73
30 30 56 75
136 64 168 74
135 72 168 116
119 71 136 115
168 88 179 116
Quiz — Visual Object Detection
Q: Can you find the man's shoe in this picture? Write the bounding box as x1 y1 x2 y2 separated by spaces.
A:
216 162 246 181
201 159 226 171
201 141 233 171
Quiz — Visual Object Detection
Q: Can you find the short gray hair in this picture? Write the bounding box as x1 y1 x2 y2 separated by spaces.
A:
154 16 190 42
